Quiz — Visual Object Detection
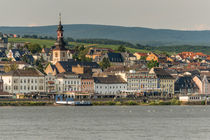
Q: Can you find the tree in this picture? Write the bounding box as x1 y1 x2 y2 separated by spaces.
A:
99 58 111 70
147 60 159 69
4 63 18 72
28 43 42 54
117 45 126 52
34 59 44 73
140 56 147 60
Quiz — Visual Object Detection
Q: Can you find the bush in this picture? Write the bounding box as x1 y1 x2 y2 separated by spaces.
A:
124 100 138 105
115 101 122 105
171 98 181 105
106 101 116 105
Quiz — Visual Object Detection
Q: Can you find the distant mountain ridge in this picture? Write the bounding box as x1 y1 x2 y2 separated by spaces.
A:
1 24 210 46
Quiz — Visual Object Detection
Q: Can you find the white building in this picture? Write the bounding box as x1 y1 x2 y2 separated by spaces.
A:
94 75 127 95
2 69 45 94
126 70 158 91
56 72 81 94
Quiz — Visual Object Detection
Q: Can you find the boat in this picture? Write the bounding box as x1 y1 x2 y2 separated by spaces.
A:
55 95 92 106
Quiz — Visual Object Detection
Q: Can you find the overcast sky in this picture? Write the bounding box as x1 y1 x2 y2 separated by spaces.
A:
1 0 210 30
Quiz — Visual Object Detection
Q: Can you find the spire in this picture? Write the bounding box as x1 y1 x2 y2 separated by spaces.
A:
59 12 62 25
57 12 63 32
54 13 66 50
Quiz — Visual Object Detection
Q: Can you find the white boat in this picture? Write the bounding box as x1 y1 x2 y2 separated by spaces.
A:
55 94 92 106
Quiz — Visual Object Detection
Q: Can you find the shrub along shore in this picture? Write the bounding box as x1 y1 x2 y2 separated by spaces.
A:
0 99 208 106
0 101 54 106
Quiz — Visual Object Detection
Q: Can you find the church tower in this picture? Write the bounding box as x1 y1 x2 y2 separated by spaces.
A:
52 13 68 64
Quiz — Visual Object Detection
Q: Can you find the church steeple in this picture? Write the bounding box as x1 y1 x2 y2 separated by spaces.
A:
57 13 64 40
52 13 68 64
54 13 66 50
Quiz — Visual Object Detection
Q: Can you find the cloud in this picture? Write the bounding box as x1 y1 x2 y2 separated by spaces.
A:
27 24 39 27
182 24 210 31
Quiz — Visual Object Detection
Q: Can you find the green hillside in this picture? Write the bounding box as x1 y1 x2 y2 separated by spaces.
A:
3 24 210 46
8 38 148 53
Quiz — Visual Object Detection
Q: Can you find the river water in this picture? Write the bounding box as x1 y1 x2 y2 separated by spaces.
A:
0 106 210 140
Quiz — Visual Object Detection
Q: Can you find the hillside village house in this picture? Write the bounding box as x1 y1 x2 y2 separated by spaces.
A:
2 69 45 94
101 52 124 66
85 47 113 62
0 33 8 48
146 52 159 62
7 49 25 61
45 60 100 75
134 52 148 60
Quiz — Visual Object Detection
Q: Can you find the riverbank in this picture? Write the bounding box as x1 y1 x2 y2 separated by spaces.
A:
92 99 181 106
0 101 54 106
0 99 208 106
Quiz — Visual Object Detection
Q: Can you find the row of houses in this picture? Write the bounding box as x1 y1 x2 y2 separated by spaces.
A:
0 66 177 97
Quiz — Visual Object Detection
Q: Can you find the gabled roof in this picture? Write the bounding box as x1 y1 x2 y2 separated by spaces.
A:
0 61 27 65
57 60 100 72
3 69 44 77
94 75 126 84
151 68 174 79
0 52 6 57
11 49 25 56
107 52 124 62
134 52 148 56
175 76 198 90
56 72 79 79
42 48 51 54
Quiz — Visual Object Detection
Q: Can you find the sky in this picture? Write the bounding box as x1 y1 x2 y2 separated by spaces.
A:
1 0 210 30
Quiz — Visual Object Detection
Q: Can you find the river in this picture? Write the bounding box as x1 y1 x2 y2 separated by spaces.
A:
0 106 210 140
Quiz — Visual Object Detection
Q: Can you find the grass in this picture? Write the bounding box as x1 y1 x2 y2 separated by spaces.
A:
0 101 53 106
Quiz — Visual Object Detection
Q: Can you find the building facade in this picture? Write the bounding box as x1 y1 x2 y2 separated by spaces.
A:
126 71 159 92
56 73 81 94
149 68 175 95
94 75 127 95
2 69 45 94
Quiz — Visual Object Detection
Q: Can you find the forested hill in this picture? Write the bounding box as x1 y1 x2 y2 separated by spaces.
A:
1 24 210 46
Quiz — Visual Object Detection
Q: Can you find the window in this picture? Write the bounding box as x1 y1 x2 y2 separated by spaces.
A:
14 79 18 83
39 86 43 90
55 52 58 57
14 86 18 90
63 52 65 57
39 79 43 83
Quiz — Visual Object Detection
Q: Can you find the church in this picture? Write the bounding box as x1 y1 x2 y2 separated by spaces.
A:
52 14 68 64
